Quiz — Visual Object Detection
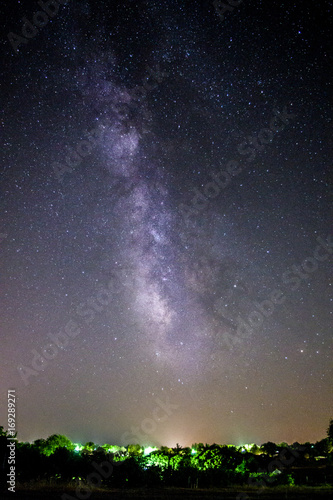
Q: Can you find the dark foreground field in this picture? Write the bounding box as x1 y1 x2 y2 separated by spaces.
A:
2 485 333 500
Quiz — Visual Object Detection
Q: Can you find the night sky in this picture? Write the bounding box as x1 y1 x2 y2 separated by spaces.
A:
0 0 332 448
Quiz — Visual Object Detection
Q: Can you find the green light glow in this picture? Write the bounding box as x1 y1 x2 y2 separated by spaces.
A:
144 446 157 455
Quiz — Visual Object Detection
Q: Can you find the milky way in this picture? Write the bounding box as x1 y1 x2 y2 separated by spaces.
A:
0 0 332 447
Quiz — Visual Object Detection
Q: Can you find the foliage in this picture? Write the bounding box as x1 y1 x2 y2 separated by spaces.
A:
260 441 278 456
34 434 75 456
2 420 333 490
143 450 170 470
127 444 142 456
82 441 95 453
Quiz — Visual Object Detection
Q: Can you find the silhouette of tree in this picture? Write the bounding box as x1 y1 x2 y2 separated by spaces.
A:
48 447 77 481
191 442 205 452
17 442 49 482
34 434 74 456
127 444 142 456
82 441 95 454
249 444 260 455
260 441 277 456
312 438 330 457
173 443 182 452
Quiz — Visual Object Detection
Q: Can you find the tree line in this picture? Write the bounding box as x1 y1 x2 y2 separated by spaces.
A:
1 420 332 490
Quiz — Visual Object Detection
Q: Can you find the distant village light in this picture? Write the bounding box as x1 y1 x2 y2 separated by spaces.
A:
144 446 157 455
